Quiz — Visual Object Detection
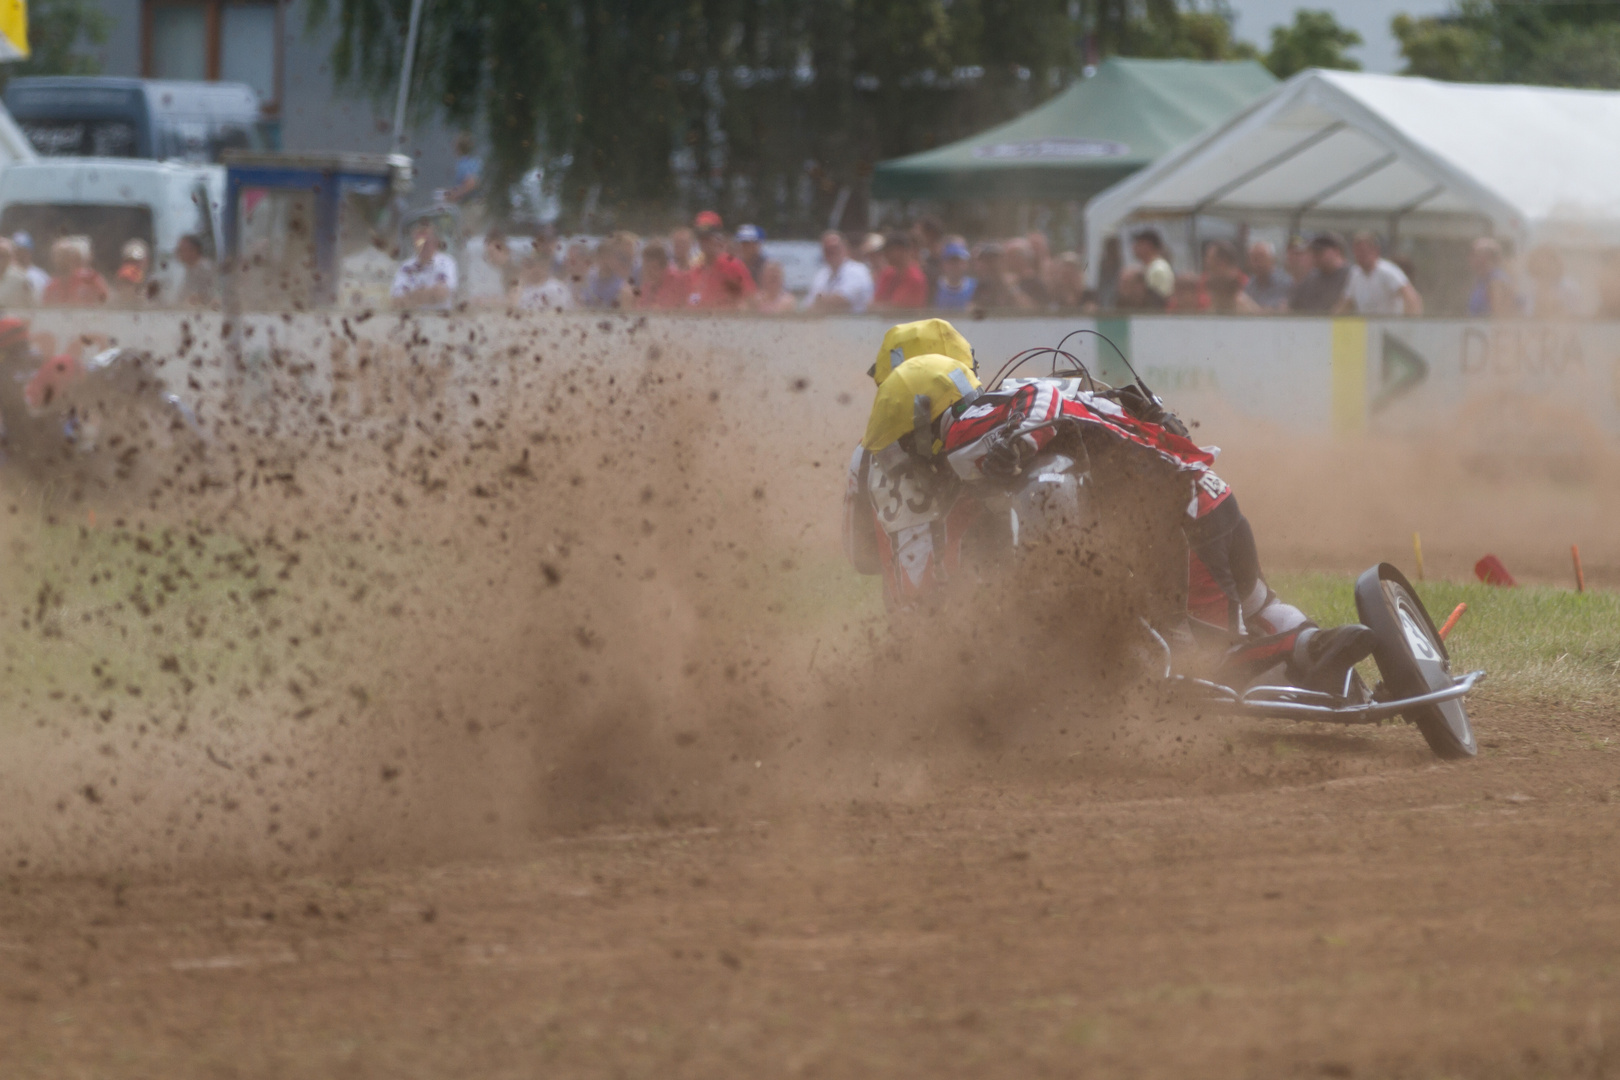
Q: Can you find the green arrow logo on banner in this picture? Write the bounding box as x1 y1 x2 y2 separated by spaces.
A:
1373 331 1429 413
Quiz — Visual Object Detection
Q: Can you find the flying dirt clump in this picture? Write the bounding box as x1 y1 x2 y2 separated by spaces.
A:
0 315 936 874
14 310 1595 878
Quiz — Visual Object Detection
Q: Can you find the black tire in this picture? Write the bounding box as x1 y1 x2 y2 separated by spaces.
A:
1354 563 1476 760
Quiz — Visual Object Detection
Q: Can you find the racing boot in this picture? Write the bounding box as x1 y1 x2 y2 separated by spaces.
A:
1218 630 1300 679
1287 624 1378 696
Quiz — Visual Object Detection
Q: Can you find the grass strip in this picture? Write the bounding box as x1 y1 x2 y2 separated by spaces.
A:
1272 571 1620 713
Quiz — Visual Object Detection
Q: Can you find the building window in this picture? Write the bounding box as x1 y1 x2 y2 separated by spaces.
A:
149 5 208 81
143 1 282 111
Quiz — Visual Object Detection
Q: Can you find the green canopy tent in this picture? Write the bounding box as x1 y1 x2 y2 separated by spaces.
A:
871 58 1276 202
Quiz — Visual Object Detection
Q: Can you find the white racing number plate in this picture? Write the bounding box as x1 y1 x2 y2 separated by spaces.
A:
1398 605 1442 663
868 460 939 534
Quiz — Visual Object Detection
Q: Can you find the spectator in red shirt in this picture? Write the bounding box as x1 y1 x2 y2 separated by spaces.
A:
43 236 109 307
636 241 690 309
689 212 755 309
112 239 150 306
873 232 929 310
1166 272 1210 313
669 227 696 274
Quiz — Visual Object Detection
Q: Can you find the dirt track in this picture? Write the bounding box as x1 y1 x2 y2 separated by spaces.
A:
4 699 1618 1078
0 317 1617 1077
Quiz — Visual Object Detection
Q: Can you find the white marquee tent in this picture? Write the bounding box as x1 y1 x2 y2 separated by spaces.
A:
1085 69 1620 279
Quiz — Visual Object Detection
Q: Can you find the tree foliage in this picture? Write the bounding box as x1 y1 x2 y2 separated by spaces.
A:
1263 9 1361 79
308 0 1261 227
1395 0 1620 89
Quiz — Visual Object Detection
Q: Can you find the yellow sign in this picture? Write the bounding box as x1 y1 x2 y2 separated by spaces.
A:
0 0 27 61
1330 317 1367 437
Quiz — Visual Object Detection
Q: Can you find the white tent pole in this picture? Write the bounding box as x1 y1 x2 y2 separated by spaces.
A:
1085 69 1309 286
1190 122 1346 217
1295 153 1400 217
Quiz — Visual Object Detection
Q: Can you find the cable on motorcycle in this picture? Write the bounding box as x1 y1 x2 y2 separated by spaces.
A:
1052 328 1153 401
987 348 1090 391
986 326 1139 394
985 347 1057 389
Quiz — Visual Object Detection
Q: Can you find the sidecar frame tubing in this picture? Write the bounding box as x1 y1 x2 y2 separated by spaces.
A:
1176 670 1486 726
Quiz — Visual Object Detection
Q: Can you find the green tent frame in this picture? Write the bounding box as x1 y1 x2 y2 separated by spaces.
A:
871 58 1276 203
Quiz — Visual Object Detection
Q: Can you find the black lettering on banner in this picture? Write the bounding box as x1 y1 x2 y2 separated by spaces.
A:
1144 365 1219 392
1459 325 1586 380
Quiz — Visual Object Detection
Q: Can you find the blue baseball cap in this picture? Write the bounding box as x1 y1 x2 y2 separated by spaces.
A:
943 241 969 260
735 224 764 243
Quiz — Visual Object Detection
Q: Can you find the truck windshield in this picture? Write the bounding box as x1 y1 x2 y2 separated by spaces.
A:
17 119 140 158
6 84 148 159
5 81 273 163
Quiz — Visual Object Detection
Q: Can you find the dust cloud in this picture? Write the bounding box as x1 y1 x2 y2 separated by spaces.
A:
0 314 1615 880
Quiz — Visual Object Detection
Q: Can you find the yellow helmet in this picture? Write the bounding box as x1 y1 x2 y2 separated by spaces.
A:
870 318 974 385
861 353 981 452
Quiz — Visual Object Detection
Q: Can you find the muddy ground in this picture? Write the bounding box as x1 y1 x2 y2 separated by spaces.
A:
0 316 1616 1078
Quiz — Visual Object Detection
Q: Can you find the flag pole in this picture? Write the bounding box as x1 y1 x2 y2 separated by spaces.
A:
391 0 428 153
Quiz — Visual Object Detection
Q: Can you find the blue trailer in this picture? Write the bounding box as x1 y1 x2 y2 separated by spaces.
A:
220 150 413 309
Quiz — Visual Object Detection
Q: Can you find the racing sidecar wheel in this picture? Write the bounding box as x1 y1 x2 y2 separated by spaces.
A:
1354 563 1477 760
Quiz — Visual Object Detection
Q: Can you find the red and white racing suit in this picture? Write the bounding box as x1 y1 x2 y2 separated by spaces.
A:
845 378 1305 636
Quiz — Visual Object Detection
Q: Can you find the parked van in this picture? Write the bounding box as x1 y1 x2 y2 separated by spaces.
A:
0 158 225 302
3 77 275 164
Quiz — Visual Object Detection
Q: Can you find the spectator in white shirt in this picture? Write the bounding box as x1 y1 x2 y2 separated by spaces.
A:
513 247 573 311
1338 231 1422 316
391 224 458 310
1130 228 1175 309
803 231 874 314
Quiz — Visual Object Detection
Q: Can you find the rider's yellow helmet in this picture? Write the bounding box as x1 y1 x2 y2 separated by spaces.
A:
870 319 974 385
862 353 981 453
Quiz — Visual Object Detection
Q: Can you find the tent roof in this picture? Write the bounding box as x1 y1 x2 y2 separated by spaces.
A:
1086 68 1620 263
871 58 1276 201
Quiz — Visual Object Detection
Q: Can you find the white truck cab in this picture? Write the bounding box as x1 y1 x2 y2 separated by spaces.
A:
0 157 225 303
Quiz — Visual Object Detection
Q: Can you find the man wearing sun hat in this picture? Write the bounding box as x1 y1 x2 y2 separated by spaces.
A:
933 241 976 310
734 223 768 284
688 211 756 309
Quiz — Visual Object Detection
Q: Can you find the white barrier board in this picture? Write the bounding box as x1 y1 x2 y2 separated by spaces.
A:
14 309 1620 441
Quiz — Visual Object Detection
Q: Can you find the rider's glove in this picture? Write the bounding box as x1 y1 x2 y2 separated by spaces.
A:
1157 410 1190 438
1115 384 1189 437
981 430 1027 479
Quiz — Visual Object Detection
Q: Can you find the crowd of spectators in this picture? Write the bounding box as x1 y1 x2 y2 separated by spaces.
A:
440 211 1448 319
1102 227 1620 319
10 204 1598 321
0 230 219 311
1108 228 1425 317
436 211 1112 316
